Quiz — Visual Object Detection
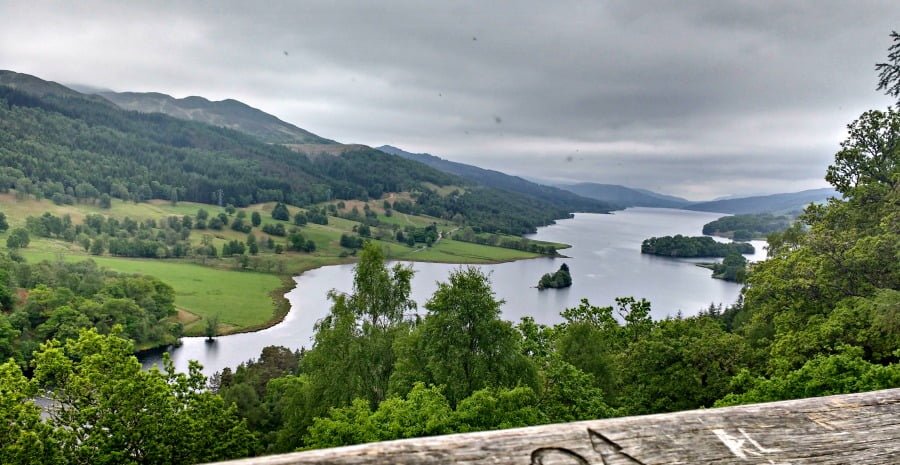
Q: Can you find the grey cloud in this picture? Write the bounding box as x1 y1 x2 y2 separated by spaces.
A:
0 1 897 198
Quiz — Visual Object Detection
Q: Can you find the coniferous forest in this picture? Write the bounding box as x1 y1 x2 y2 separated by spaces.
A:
0 26 899 465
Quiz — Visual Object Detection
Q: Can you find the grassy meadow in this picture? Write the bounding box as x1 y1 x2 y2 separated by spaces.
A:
1 193 564 334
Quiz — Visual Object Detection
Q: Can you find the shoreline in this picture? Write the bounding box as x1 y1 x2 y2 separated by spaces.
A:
705 231 768 241
145 247 566 348
137 208 749 371
175 207 745 342
228 243 567 336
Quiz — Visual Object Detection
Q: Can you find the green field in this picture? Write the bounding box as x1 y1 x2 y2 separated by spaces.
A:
19 245 284 336
2 193 565 334
394 239 541 263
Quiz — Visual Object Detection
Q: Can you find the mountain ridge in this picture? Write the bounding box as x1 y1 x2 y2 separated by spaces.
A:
683 188 837 214
560 182 691 209
0 70 589 234
96 90 336 145
376 145 613 213
0 69 117 107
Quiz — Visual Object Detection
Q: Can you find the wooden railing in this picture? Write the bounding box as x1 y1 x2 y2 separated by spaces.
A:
208 388 900 464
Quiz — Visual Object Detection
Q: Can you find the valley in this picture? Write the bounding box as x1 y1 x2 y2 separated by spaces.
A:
1 15 897 463
1 193 559 337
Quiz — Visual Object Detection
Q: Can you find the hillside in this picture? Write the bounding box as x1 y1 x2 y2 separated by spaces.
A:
0 192 561 336
98 90 336 145
0 70 117 107
702 213 793 240
684 188 837 214
0 70 581 235
376 145 612 213
560 182 691 209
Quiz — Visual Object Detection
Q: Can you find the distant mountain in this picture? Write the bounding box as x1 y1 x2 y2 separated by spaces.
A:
630 187 694 206
65 83 115 94
97 91 335 145
709 192 766 201
560 183 691 209
376 145 612 213
684 188 837 214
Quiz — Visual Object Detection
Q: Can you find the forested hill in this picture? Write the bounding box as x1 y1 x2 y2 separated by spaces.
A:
0 70 581 234
684 188 837 214
0 69 116 107
376 145 612 213
559 182 691 209
97 90 336 145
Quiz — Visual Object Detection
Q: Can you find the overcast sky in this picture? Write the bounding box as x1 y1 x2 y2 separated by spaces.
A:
1 1 898 199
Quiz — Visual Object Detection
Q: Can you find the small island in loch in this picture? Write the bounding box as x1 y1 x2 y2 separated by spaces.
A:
640 235 754 257
537 263 572 290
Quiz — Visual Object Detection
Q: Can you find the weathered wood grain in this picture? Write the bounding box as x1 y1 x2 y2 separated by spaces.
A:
207 388 900 465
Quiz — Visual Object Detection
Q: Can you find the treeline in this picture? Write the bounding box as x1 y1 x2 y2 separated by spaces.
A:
453 227 559 255
641 235 754 257
0 82 585 236
0 256 180 363
27 211 193 258
0 85 451 207
20 207 317 261
335 202 440 247
702 213 793 240
411 187 574 235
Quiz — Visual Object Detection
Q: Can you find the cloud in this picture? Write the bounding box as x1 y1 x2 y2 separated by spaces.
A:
0 0 897 198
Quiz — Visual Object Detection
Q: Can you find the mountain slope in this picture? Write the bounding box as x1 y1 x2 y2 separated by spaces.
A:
560 182 691 209
631 187 693 205
684 188 837 214
97 91 335 145
376 145 612 213
0 70 117 107
0 81 448 205
0 71 585 235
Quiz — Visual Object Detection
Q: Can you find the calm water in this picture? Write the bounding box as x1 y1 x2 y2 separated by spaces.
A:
142 208 765 376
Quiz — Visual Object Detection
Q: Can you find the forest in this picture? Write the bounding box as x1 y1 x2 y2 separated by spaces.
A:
702 213 794 240
700 253 749 283
0 79 589 235
452 227 560 255
640 234 754 257
1 31 899 465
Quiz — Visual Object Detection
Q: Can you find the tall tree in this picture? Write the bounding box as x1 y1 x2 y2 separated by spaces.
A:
393 266 537 406
0 361 62 465
301 243 415 410
6 228 29 249
32 328 256 464
271 203 290 221
826 109 899 194
876 30 900 104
